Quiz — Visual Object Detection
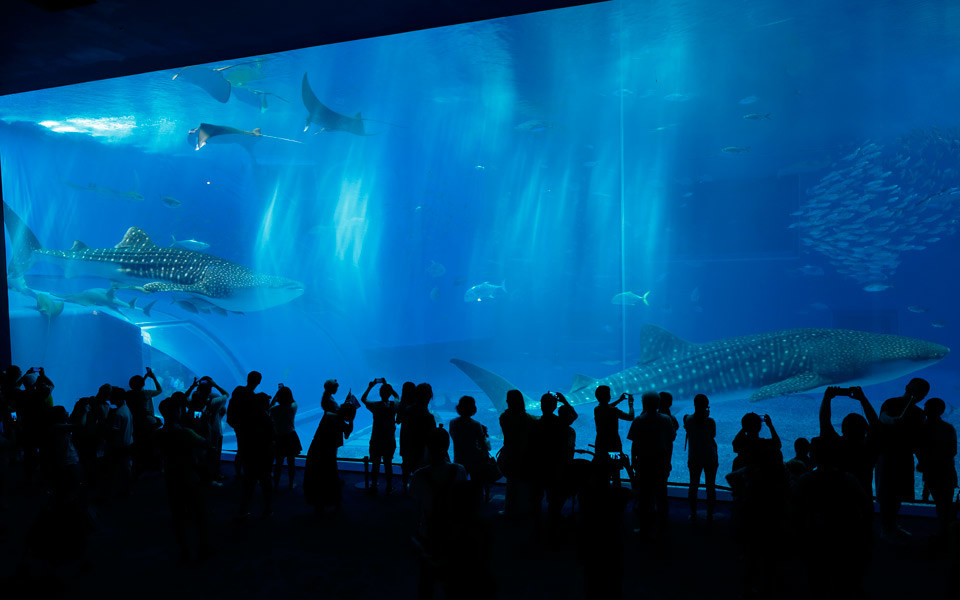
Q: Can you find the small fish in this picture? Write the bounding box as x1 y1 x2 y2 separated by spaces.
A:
464 281 507 303
474 164 486 171
429 287 440 302
426 260 446 278
170 235 211 251
722 146 750 153
514 119 551 132
932 321 948 328
611 291 650 306
743 113 771 120
795 265 825 276
907 306 929 314
161 196 181 207
738 95 758 105
863 283 891 292
663 92 693 102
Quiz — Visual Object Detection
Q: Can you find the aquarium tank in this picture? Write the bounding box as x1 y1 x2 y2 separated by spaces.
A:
1 0 958 494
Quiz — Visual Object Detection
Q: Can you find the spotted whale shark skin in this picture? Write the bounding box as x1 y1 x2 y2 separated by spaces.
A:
3 201 304 313
452 325 949 411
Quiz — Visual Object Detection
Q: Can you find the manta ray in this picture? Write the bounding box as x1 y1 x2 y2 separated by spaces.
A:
188 123 301 151
301 73 368 135
3 201 304 313
451 325 949 411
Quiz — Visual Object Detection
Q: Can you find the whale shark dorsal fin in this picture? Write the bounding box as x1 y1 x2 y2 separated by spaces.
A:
115 227 157 249
636 324 694 365
70 240 89 251
570 374 597 393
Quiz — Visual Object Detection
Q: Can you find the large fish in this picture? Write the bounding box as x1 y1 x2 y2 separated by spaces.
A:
452 325 948 411
301 73 368 135
3 202 304 313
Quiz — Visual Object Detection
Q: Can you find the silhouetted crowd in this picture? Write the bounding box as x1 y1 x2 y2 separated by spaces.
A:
0 365 957 599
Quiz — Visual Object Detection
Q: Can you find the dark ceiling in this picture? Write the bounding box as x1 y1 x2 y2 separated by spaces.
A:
0 0 603 98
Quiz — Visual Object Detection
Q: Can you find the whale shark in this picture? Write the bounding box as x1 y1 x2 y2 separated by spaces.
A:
451 325 949 411
3 201 305 313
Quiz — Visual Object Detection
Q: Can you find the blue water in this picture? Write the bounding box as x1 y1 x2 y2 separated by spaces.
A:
1 0 958 491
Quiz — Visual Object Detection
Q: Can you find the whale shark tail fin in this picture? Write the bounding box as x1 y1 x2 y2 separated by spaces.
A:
2 201 42 278
450 358 535 413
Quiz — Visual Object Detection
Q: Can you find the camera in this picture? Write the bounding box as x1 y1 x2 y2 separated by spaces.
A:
10 411 16 421
193 410 202 420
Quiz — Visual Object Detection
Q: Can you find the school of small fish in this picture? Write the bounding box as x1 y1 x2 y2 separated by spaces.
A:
792 128 960 290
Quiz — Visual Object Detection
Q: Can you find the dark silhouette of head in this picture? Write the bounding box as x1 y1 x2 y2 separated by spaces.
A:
641 391 660 412
693 393 709 414
2 365 21 385
506 389 525 412
558 404 577 426
427 425 451 463
457 395 477 417
924 397 946 419
540 393 558 416
841 413 868 441
401 381 416 404
323 379 339 394
595 385 611 404
416 383 433 408
159 398 181 423
741 412 762 435
247 371 262 388
110 386 126 407
906 377 930 401
129 375 145 391
380 383 395 401
658 391 673 412
275 386 294 405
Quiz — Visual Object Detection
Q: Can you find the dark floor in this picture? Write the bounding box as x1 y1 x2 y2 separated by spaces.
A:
0 461 955 600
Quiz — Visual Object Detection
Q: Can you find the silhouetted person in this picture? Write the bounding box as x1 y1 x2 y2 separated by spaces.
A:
15 367 54 485
106 385 134 496
449 395 492 500
727 412 786 600
917 397 957 537
683 393 718 523
270 383 301 490
304 383 355 514
594 386 634 486
818 386 878 499
156 397 210 562
499 389 535 516
434 481 496 600
46 406 82 502
732 412 782 470
410 426 467 600
361 378 399 494
127 367 162 474
237 390 274 519
399 383 438 492
530 391 572 537
875 377 928 540
397 381 418 489
187 376 229 484
227 371 262 480
794 436 872 600
627 391 675 536
659 391 680 479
